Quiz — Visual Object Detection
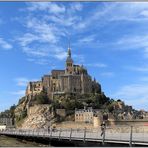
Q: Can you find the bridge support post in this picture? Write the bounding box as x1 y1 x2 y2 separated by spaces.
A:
83 127 86 143
69 128 72 141
50 128 52 139
129 126 133 147
59 128 62 140
102 126 106 146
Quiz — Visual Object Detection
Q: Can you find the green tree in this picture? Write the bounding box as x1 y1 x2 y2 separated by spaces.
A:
35 91 49 104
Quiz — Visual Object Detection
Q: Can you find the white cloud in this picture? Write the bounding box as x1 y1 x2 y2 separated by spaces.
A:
127 66 148 72
86 63 107 68
18 33 39 47
112 35 148 60
23 45 68 61
27 2 65 14
14 77 38 86
23 47 49 57
72 2 148 33
54 50 67 60
26 18 59 44
74 22 87 30
70 3 83 11
49 15 81 27
16 15 70 62
48 3 65 14
100 72 114 77
112 84 148 110
15 78 29 86
78 35 96 43
140 10 148 17
15 2 86 65
19 3 143 66
100 3 148 22
11 90 25 96
0 38 12 49
116 35 148 50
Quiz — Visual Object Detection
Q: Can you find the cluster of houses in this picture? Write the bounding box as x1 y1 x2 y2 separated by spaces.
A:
74 101 148 127
0 117 13 130
74 107 110 127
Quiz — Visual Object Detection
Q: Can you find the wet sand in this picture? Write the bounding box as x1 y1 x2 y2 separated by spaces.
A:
0 135 49 147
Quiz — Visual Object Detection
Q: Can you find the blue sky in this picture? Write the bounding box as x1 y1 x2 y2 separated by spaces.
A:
1 2 148 111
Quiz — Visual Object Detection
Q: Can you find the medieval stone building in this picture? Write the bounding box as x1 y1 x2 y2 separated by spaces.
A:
25 46 101 99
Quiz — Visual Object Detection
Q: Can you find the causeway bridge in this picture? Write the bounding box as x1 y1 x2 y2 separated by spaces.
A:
1 125 148 147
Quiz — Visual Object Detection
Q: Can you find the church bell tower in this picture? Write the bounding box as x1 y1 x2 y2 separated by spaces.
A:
66 43 73 74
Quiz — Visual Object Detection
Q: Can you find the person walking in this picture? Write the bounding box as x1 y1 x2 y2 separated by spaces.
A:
47 126 50 134
100 121 106 136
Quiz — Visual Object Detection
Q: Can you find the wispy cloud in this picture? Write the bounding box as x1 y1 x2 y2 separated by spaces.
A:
112 83 148 110
0 38 12 50
127 66 148 72
11 90 25 96
18 33 39 47
78 35 97 43
86 63 107 68
53 50 67 60
100 72 114 77
26 2 66 14
22 47 49 57
140 10 148 17
14 77 38 86
18 16 82 61
15 2 148 67
70 2 83 11
23 45 67 61
96 3 148 22
25 18 60 44
115 35 148 50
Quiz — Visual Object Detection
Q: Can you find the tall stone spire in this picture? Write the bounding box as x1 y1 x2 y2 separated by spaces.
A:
66 38 73 74
67 37 71 57
68 48 71 58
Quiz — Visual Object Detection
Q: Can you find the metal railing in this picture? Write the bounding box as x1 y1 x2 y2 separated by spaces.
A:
1 125 148 146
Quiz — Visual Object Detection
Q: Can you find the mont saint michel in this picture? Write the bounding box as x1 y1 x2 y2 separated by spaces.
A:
1 46 148 129
1 46 148 147
1 2 148 147
14 47 106 129
26 47 101 100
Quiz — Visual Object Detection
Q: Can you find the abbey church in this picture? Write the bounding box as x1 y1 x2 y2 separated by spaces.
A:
25 46 102 99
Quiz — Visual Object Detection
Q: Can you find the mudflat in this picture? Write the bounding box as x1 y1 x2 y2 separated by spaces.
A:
0 135 48 147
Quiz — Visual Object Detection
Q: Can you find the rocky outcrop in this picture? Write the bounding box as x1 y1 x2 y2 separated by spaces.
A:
14 96 28 117
20 105 55 129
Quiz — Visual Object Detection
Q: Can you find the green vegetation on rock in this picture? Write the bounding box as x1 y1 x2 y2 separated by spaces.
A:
15 109 27 123
34 91 49 104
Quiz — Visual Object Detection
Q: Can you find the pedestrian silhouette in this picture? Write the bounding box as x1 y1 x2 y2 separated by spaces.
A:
100 121 106 136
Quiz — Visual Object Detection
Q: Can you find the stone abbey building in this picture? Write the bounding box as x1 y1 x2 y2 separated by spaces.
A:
25 47 101 99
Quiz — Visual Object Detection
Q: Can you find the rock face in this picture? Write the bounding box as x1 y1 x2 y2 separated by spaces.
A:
20 105 54 129
14 97 28 117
